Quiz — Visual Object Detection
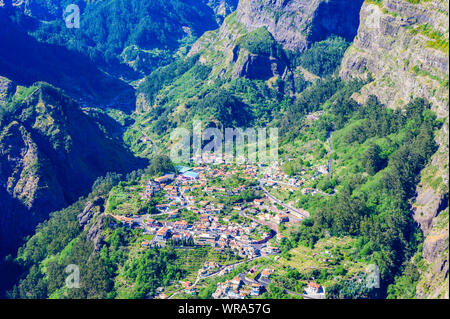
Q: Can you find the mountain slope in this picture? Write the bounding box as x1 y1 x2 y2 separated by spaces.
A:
0 7 135 109
0 77 146 264
132 0 362 147
1 0 448 300
340 0 449 299
5 0 227 76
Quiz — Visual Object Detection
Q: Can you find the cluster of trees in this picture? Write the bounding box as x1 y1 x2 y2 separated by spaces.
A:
8 170 128 298
286 97 439 296
290 36 350 77
238 27 286 59
122 248 184 298
361 143 386 176
194 89 252 128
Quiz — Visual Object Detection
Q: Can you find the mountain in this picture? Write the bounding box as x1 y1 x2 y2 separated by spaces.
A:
0 77 146 292
4 0 230 77
0 7 135 108
205 0 239 23
1 0 448 300
132 0 364 148
340 0 449 298
188 0 364 80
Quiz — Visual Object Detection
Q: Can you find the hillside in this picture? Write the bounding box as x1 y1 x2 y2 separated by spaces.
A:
0 77 146 293
340 0 449 298
130 0 362 157
1 0 448 300
0 7 135 109
5 0 229 76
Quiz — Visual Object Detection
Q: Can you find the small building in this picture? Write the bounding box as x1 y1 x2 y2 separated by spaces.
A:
275 213 289 224
231 276 243 290
156 227 171 241
305 282 323 295
182 171 200 180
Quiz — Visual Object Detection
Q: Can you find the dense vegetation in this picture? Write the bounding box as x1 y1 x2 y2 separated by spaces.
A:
8 155 182 299
22 0 219 75
0 7 133 105
237 27 286 60
281 96 440 297
294 36 350 77
1 0 444 299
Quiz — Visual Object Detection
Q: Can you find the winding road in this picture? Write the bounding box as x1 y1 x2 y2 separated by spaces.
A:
258 180 310 219
132 122 158 155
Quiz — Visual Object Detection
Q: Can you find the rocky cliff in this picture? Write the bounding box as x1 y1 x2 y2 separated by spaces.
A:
186 0 364 86
235 0 363 52
206 0 239 23
340 0 449 298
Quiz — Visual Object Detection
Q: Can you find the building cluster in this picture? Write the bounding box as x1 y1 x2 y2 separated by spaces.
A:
109 158 333 299
261 161 330 189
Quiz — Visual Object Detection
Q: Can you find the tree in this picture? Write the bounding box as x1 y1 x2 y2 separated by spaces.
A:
146 155 175 176
362 143 385 175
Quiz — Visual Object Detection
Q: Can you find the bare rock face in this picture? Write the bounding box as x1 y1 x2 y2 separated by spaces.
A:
340 0 449 116
235 0 363 52
341 0 449 299
77 197 104 227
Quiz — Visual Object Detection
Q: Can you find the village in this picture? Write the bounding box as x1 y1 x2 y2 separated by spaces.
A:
109 153 330 299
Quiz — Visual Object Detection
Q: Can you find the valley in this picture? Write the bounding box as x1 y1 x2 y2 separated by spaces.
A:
0 0 448 300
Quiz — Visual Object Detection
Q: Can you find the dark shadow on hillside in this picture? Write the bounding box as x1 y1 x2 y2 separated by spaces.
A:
0 8 136 112
308 0 365 44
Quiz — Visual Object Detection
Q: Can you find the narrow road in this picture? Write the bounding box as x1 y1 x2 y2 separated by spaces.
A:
259 179 300 189
327 132 334 179
258 181 310 219
132 122 158 155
